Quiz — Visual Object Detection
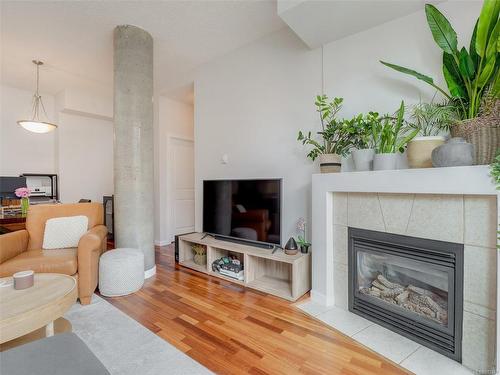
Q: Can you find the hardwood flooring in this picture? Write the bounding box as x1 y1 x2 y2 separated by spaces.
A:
103 245 411 375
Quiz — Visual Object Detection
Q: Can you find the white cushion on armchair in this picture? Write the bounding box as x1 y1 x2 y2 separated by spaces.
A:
42 215 89 249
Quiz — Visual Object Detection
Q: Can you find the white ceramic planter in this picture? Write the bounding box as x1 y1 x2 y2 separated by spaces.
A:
407 136 446 168
373 153 398 171
318 154 341 173
352 149 375 171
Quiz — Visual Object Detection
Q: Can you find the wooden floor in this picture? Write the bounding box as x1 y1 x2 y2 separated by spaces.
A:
103 245 411 375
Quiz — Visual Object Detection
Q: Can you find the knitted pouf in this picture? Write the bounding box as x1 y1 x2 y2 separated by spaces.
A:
99 248 144 297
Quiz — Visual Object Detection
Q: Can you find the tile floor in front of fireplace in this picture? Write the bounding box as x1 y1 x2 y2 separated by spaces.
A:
295 300 473 375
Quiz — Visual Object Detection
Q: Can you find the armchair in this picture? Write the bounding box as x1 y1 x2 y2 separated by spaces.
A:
0 203 108 305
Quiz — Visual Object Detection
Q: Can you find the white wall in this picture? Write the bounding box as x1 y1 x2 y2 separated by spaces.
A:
322 1 481 116
57 111 113 203
0 84 113 204
0 85 56 175
155 96 194 244
192 2 479 246
194 28 322 243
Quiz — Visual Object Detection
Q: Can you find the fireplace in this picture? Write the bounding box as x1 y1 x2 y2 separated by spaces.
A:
348 227 464 361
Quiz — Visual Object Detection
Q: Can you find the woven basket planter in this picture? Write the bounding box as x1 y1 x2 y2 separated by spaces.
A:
451 101 500 165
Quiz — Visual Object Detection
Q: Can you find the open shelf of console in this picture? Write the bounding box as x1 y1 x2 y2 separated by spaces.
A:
177 232 311 301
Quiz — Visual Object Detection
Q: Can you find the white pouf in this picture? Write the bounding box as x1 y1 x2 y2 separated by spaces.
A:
99 248 144 297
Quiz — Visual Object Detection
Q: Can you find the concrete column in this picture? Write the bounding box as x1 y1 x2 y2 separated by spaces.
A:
113 25 155 277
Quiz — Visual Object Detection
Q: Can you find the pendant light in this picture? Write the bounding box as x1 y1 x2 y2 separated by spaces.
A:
17 60 57 133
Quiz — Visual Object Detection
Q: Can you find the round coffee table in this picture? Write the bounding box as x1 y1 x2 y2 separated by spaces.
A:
0 273 77 350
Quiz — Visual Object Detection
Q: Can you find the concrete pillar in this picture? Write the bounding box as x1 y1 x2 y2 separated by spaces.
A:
113 25 155 277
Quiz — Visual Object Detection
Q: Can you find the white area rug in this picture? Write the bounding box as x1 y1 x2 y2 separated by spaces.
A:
65 295 212 375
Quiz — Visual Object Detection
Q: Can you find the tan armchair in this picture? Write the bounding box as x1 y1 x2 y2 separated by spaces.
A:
0 203 108 305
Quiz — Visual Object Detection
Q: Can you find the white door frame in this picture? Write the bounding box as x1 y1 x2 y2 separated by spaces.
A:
166 134 195 243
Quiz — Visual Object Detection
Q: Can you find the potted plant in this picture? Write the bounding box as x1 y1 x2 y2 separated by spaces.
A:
406 101 459 168
372 101 418 170
192 244 207 266
296 217 311 254
380 1 499 163
298 96 355 173
351 112 380 171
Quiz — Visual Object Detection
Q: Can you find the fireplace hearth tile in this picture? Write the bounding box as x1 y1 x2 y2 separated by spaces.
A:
401 346 473 375
333 262 348 309
378 193 414 234
347 193 385 232
462 310 496 372
406 194 463 243
294 300 332 317
333 193 348 225
351 324 420 364
464 196 497 248
316 306 372 336
333 225 348 265
464 245 497 311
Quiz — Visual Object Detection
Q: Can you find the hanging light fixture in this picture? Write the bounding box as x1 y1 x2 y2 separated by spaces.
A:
17 60 57 133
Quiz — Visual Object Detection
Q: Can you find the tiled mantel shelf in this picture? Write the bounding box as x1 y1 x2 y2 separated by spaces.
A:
310 165 498 369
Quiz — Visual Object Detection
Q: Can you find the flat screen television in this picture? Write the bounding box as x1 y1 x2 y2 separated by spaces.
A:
203 179 281 248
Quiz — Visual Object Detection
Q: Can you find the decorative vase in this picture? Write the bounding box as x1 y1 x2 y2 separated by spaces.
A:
284 237 298 255
373 153 398 171
21 197 29 216
300 245 309 254
193 253 207 266
407 136 446 168
352 149 375 171
431 137 474 167
318 154 341 173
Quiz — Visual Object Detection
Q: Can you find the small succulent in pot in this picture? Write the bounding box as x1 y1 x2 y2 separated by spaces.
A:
296 217 311 254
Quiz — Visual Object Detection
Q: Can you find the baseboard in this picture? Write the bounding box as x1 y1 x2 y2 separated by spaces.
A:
144 265 156 279
154 240 170 246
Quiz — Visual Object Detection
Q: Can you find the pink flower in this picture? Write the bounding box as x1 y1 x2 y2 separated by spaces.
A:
15 187 31 198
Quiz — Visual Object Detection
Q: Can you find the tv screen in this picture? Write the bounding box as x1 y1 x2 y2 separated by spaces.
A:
203 179 281 246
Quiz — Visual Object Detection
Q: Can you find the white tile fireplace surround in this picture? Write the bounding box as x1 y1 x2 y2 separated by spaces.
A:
310 166 497 374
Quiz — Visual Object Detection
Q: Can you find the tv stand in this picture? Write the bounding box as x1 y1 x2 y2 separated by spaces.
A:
177 232 310 301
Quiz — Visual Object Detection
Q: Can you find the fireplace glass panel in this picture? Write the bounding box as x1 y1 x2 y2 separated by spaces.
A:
357 250 449 326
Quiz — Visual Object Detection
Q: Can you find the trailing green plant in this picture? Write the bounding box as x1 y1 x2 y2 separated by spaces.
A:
372 101 419 153
407 101 460 136
298 95 357 160
380 1 500 120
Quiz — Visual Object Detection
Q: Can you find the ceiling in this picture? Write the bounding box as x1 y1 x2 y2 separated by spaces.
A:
278 0 443 49
0 1 286 97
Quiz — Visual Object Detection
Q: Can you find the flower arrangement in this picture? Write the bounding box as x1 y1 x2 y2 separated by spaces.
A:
296 217 311 253
15 187 31 215
15 187 31 198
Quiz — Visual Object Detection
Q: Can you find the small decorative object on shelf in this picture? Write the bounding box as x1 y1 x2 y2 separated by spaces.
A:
432 138 474 167
211 256 244 280
15 187 31 216
191 244 207 266
296 217 311 254
284 237 299 255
